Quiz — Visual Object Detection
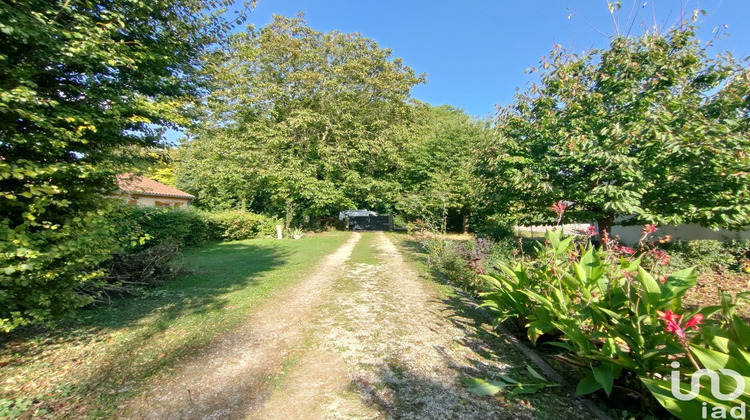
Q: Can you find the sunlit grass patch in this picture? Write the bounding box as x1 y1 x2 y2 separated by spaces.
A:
0 232 350 418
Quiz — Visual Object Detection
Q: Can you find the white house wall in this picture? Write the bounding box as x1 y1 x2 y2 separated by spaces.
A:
132 195 191 207
611 223 750 245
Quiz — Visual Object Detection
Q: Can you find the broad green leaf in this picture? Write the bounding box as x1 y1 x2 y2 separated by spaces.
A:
731 315 750 347
636 266 661 309
576 374 603 396
661 268 698 300
526 365 548 382
580 246 604 281
591 361 617 396
690 344 730 370
462 378 504 396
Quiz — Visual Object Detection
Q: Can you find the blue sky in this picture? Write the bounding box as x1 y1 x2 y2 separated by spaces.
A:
235 0 750 118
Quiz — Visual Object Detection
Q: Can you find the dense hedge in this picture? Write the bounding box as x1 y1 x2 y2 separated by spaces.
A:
208 210 277 241
1 204 279 331
121 207 277 249
122 207 218 248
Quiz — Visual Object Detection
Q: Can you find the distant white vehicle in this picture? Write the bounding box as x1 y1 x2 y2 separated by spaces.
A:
338 209 378 220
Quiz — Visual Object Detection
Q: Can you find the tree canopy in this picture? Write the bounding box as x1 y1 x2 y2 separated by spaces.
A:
397 105 485 233
177 15 425 226
479 28 750 234
0 0 244 330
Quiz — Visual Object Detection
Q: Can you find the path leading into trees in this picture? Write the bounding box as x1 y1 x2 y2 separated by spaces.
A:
123 232 588 419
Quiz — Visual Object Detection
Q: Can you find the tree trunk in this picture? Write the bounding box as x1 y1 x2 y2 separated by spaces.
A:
596 213 614 238
442 204 448 234
462 207 470 234
284 200 296 230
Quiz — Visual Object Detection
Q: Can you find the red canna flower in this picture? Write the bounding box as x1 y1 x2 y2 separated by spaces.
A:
615 245 636 255
651 249 670 265
658 310 703 340
552 201 567 224
577 225 598 238
684 314 704 329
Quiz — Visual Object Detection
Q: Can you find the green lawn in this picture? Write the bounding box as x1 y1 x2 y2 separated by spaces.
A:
0 232 350 418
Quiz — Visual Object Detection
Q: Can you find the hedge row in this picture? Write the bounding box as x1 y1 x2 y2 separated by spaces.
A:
122 207 278 249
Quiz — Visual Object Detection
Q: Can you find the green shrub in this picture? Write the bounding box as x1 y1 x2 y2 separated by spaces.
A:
725 239 750 272
205 210 277 240
478 229 750 417
418 237 478 289
475 220 514 240
0 206 276 332
0 206 123 332
661 239 736 273
121 207 219 248
421 235 540 292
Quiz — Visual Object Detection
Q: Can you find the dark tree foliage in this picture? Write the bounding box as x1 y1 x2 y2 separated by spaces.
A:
0 0 246 331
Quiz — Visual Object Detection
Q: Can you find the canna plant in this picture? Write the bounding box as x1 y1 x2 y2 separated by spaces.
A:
479 228 750 418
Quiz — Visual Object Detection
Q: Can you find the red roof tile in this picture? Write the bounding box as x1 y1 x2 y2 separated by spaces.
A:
116 173 195 200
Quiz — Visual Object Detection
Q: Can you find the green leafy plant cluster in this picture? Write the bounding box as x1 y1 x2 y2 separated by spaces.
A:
122 207 218 249
419 236 485 290
479 228 750 418
121 207 277 248
206 210 277 241
661 239 745 273
0 0 248 333
0 202 124 332
419 235 536 292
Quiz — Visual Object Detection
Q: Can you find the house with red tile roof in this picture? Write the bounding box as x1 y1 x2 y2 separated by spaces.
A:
115 173 194 208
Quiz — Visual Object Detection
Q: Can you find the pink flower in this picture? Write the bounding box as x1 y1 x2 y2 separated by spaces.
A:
615 245 636 255
659 309 681 324
658 310 703 340
651 249 670 265
552 201 567 224
684 314 704 329
578 226 598 238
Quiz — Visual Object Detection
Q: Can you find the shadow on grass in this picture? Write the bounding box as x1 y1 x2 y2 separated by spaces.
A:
0 240 290 415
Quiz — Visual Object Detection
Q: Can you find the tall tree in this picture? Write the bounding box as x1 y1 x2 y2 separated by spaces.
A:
398 105 485 233
0 0 246 331
480 28 750 235
177 15 424 226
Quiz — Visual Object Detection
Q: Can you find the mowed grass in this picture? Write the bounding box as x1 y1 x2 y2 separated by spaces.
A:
347 232 381 265
0 232 351 418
